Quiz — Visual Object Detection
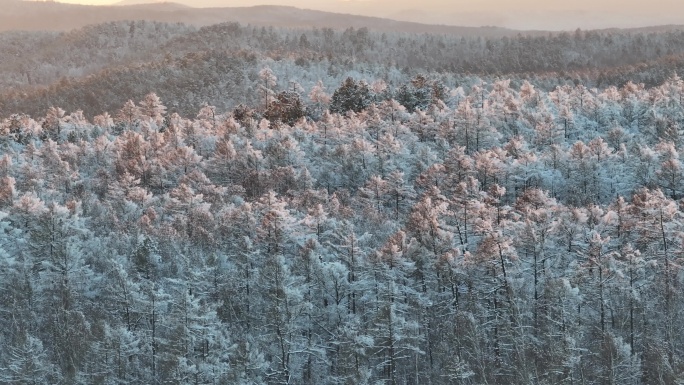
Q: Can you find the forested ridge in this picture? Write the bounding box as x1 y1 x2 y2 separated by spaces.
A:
6 21 684 119
3 69 684 384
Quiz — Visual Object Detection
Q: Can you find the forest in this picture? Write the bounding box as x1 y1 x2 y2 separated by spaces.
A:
1 58 684 383
4 20 684 119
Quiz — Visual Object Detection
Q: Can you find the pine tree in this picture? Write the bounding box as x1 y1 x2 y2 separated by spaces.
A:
330 78 373 114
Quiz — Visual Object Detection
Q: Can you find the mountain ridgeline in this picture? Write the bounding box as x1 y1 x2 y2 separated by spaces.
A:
1 19 684 119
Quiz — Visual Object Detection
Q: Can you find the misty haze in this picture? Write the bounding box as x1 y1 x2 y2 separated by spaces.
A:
1 1 684 384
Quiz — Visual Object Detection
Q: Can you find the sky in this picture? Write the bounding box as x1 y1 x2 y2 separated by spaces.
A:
36 0 684 30
54 0 682 11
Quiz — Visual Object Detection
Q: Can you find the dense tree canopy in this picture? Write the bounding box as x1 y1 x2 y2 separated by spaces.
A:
2 74 684 383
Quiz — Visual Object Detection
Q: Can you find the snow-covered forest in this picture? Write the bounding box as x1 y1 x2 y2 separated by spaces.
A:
4 21 684 120
2 61 684 384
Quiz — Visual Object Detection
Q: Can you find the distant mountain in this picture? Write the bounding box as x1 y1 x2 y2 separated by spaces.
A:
114 0 161 4
14 1 684 34
113 0 189 6
3 2 515 37
93 0 684 30
115 0 157 3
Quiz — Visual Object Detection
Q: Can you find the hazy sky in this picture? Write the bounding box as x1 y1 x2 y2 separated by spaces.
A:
42 0 684 30
56 0 682 10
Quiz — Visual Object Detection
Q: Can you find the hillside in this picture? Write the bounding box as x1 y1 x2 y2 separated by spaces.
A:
2 20 684 119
